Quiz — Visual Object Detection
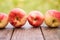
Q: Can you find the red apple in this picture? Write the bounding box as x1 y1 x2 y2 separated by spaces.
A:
9 8 27 28
27 11 44 27
0 13 8 28
45 10 60 27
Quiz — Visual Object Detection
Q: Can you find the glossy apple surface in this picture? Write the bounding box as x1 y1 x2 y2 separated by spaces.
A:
28 11 44 27
45 10 60 27
9 8 27 28
0 13 8 28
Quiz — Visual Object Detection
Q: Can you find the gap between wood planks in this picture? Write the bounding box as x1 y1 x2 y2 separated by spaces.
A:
10 28 15 40
40 26 45 40
11 27 44 40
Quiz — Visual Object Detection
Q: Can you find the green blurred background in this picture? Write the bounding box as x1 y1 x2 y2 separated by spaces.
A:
0 0 60 14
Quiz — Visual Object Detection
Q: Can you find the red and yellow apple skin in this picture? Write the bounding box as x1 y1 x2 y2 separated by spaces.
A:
27 11 44 27
0 13 8 28
9 8 27 28
45 10 60 27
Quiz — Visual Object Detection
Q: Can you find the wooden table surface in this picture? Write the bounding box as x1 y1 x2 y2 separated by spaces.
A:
0 22 60 40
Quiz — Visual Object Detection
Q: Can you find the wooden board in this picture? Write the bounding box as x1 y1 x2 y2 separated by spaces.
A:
0 28 13 40
11 28 44 40
41 26 60 40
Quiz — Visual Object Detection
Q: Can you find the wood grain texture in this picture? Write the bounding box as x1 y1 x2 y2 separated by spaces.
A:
0 28 13 40
11 28 44 40
41 26 60 40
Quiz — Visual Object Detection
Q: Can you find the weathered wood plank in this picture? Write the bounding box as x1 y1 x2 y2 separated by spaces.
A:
0 28 13 40
41 26 60 40
11 27 44 40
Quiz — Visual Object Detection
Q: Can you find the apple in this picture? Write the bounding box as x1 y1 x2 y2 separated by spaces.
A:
45 10 60 27
9 8 27 28
0 13 8 28
27 11 44 27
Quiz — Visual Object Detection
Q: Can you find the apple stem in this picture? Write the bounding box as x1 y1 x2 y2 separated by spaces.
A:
52 19 56 23
34 18 37 21
16 17 19 20
0 21 1 23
